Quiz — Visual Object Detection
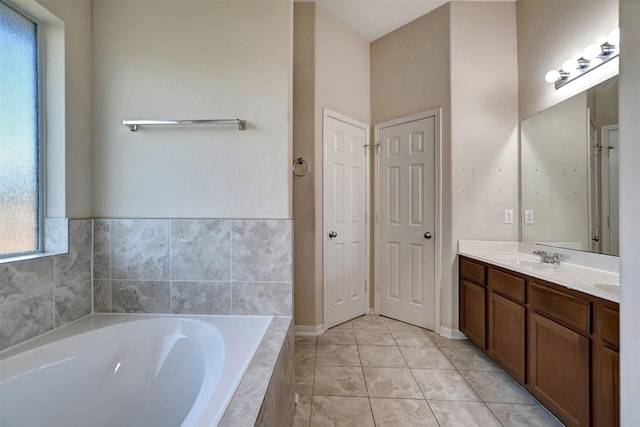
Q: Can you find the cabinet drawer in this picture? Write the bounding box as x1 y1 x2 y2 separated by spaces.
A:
460 257 485 286
601 307 619 349
488 268 525 303
529 281 591 334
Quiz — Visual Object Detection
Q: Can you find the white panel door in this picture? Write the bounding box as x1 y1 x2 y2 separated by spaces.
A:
323 111 368 329
377 115 436 329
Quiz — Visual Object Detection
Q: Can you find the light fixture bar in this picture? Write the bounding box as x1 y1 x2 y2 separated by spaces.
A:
545 28 620 90
554 49 618 89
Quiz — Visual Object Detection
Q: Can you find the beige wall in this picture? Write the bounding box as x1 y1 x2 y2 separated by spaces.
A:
92 0 292 219
619 1 640 423
371 2 519 333
315 5 371 126
517 0 618 121
449 1 520 331
370 5 451 125
594 77 619 127
293 3 318 327
293 3 370 327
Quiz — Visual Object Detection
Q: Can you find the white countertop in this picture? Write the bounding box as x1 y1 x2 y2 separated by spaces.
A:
458 240 620 303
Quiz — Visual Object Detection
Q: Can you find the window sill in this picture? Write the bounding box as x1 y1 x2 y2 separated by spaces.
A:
0 218 68 265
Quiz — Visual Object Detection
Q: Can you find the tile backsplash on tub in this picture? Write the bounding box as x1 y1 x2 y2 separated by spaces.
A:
0 219 93 350
1 217 293 352
93 218 293 317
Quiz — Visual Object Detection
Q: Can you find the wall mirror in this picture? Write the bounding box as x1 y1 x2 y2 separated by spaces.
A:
521 76 619 256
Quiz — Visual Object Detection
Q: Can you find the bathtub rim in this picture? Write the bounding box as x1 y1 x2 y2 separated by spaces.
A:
0 313 290 427
0 312 271 361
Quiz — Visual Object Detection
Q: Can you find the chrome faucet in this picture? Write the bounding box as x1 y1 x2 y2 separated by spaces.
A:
533 250 561 265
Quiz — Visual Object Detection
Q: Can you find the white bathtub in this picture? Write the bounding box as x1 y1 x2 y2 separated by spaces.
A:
0 314 272 427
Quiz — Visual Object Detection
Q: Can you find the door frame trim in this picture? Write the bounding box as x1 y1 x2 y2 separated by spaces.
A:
322 108 371 328
373 109 443 333
600 123 619 255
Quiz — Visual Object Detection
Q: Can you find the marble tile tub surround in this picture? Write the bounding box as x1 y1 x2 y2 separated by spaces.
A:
93 218 293 317
221 316 295 426
458 240 620 303
0 219 93 351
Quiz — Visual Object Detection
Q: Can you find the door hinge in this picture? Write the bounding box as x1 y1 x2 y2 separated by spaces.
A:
365 213 368 224
376 213 381 223
365 280 367 292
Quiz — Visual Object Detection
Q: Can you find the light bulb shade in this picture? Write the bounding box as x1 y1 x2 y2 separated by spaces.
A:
562 58 579 73
545 69 561 83
583 44 602 60
607 28 620 46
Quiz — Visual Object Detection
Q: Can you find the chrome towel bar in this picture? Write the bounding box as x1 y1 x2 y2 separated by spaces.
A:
123 119 246 132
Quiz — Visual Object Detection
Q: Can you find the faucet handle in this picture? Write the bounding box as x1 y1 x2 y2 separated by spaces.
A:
533 250 547 256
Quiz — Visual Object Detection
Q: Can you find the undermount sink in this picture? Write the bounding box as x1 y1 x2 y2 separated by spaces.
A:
593 283 620 295
490 255 552 268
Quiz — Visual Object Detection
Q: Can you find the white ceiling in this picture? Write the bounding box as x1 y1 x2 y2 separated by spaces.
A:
305 0 515 43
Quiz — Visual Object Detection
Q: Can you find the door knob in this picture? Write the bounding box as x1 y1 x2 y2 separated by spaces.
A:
592 236 600 242
424 232 432 239
329 231 338 239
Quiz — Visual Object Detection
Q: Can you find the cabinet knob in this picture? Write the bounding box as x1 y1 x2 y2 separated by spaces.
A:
424 232 432 239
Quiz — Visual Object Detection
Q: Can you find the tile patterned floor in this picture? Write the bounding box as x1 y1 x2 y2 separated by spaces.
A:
294 314 565 427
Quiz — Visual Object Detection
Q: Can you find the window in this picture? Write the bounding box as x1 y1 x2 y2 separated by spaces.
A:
0 0 43 257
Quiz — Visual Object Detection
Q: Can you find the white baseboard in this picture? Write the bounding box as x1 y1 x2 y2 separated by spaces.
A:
439 327 467 340
295 324 325 336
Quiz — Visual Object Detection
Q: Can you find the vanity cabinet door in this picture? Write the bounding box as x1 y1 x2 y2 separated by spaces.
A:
460 279 486 349
596 345 619 427
595 306 620 427
528 311 590 427
488 291 525 383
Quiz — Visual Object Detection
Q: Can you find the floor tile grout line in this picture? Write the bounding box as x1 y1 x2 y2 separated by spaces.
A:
298 315 561 427
308 337 317 427
440 343 506 426
483 401 508 427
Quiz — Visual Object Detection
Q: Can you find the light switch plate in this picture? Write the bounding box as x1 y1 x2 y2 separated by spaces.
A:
524 209 535 224
503 209 514 224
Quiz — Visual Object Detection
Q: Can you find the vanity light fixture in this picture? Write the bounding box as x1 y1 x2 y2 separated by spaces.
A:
544 27 619 89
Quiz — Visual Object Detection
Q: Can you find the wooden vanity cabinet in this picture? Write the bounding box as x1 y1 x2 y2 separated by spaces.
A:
528 310 590 427
527 279 593 427
594 305 620 427
487 268 526 384
459 258 487 349
458 255 620 427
